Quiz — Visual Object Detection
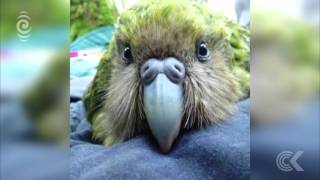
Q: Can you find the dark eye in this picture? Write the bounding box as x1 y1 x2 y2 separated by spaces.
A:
122 46 132 64
197 41 210 61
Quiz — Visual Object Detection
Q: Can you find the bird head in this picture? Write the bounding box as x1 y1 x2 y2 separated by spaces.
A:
84 0 246 153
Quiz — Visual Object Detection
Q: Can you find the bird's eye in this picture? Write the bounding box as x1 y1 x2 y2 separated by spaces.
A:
122 46 132 64
197 41 210 61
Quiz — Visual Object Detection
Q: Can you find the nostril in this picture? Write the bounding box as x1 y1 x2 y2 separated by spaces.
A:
163 58 186 84
140 59 162 84
174 64 181 72
171 72 180 79
143 65 150 73
171 65 183 77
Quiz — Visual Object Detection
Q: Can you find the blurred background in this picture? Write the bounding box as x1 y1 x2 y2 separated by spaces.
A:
251 0 319 180
0 0 319 179
1 0 69 179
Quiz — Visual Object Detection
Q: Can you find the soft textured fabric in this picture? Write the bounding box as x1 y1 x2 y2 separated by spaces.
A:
70 99 250 180
251 100 320 180
70 26 115 51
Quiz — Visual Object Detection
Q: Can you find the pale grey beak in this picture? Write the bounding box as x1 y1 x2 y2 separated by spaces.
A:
141 58 185 153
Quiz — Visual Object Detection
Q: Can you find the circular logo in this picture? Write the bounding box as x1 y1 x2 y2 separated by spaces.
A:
16 11 32 42
276 150 304 172
276 151 294 172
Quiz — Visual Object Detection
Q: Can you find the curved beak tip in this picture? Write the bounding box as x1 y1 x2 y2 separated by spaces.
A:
156 129 180 153
158 138 174 153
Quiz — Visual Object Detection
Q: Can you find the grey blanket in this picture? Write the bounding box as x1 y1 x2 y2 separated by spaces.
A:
70 99 250 180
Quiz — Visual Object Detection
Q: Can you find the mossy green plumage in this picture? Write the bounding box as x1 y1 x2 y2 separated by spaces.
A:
70 0 117 41
83 0 250 145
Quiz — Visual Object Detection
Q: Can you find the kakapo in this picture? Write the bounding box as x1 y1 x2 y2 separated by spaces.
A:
84 0 250 153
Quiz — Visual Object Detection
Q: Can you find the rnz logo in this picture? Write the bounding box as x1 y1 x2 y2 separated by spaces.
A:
276 151 304 172
16 11 32 42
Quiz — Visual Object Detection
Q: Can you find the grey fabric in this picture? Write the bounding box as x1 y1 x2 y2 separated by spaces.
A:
251 100 320 180
70 100 250 180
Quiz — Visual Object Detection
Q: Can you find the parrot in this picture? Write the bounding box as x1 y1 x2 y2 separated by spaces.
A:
83 0 250 153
